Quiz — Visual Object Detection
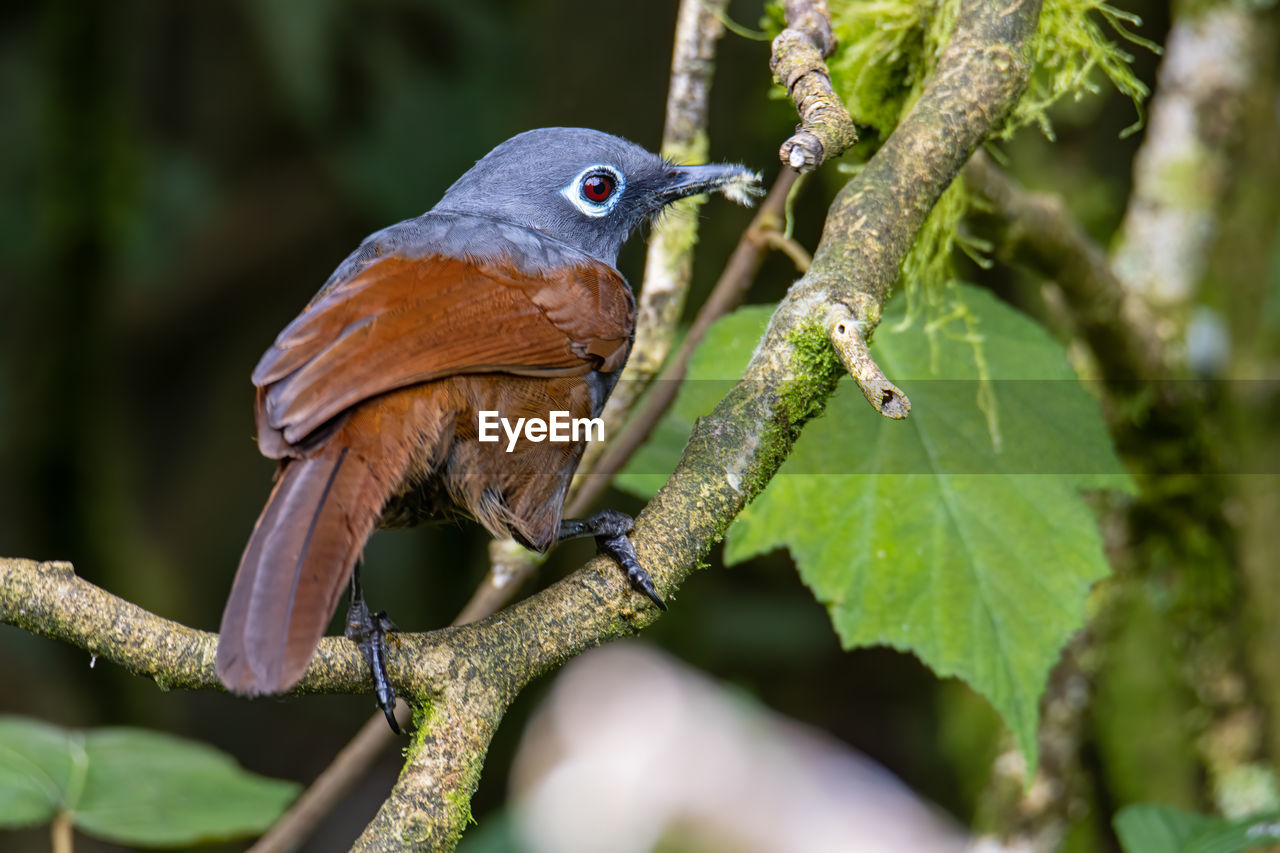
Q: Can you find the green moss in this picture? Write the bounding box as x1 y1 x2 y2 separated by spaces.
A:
445 785 477 831
766 0 1157 326
405 698 438 759
826 0 935 136
692 324 843 521
1013 0 1157 140
810 0 1155 143
804 0 1156 324
897 180 976 324
729 321 845 503
783 320 845 426
448 742 484 833
1156 147 1216 209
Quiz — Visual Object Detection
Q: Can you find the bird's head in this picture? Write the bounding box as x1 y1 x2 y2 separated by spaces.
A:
436 127 761 264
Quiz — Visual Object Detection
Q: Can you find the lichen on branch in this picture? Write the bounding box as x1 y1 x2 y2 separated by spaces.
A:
770 0 858 171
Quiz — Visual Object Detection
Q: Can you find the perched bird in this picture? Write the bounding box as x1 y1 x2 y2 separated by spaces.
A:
215 127 759 726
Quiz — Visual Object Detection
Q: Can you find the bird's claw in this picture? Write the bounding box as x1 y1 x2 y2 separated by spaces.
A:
559 510 667 611
346 569 402 734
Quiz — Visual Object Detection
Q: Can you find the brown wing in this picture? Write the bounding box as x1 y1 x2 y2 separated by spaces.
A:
254 253 635 452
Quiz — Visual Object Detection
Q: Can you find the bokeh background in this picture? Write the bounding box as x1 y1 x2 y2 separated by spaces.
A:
3 0 1276 851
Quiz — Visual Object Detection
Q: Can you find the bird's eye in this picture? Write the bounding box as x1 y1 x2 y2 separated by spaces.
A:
561 165 625 217
581 171 616 204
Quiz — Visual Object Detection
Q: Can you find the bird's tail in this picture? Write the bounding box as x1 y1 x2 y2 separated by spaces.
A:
215 426 409 696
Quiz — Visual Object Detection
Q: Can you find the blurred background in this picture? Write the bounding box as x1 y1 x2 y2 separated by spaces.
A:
1 0 1277 851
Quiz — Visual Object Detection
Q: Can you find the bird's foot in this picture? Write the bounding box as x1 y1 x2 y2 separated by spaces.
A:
345 565 401 734
558 509 667 611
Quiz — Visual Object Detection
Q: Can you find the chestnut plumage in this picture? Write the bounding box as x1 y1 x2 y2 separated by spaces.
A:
215 127 759 698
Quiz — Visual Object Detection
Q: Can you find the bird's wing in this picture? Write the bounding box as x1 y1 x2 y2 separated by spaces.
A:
253 252 634 452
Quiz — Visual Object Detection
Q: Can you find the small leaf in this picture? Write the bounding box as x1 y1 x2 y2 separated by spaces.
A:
1115 803 1280 853
0 716 77 827
1114 803 1212 853
0 716 300 847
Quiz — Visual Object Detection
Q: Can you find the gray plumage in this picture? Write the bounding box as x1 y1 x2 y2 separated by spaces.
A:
325 127 758 289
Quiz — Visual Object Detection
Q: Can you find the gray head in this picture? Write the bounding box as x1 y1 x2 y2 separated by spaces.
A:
434 127 760 265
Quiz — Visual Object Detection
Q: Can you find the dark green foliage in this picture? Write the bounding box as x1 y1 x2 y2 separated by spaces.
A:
0 715 299 847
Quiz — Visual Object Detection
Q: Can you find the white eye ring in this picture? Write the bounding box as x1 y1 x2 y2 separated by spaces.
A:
560 164 625 217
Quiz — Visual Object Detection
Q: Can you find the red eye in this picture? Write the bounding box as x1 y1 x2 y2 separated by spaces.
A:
581 172 616 204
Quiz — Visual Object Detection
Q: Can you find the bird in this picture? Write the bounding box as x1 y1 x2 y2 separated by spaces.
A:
215 127 760 727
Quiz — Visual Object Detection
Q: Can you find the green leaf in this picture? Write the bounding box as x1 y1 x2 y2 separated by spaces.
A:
1115 803 1280 853
1114 803 1212 853
0 715 300 847
614 308 768 496
618 287 1131 767
0 717 77 828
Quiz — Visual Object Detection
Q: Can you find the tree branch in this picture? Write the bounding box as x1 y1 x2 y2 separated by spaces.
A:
964 4 1276 840
825 303 911 417
771 0 858 171
1 0 1042 848
1110 2 1259 330
964 150 1166 385
0 558 391 694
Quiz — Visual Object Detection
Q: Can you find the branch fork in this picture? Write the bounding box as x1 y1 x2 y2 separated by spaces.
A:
826 303 911 419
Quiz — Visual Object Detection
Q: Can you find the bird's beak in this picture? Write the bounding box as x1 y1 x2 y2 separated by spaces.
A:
660 163 763 206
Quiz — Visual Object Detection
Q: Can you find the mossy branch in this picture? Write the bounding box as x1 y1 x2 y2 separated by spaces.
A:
0 0 1041 848
1111 2 1259 326
771 0 858 171
964 150 1165 386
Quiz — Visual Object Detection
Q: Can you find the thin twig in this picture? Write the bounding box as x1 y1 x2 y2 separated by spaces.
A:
825 303 910 418
452 538 546 629
771 0 857 171
248 703 408 853
586 0 733 442
52 813 73 853
760 230 813 271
